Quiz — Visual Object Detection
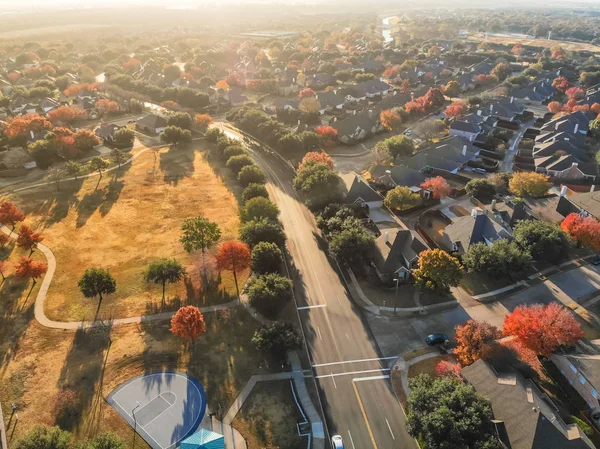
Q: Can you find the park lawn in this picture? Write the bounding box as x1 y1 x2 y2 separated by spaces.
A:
0 307 271 447
233 380 306 449
8 143 248 321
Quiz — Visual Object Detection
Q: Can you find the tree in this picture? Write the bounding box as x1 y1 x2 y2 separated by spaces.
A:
226 154 254 174
194 113 213 131
413 249 463 291
315 126 338 147
421 176 451 199
96 99 119 115
552 76 569 92
238 165 266 187
293 162 342 210
503 303 583 355
509 172 551 197
215 240 251 299
110 149 127 168
160 126 192 145
144 258 186 304
251 242 283 274
247 273 293 319
384 186 420 211
48 168 64 192
298 88 315 98
380 109 402 131
465 178 496 201
216 80 230 90
85 433 126 449
329 226 374 265
0 201 25 235
242 183 269 204
547 101 563 113
180 217 221 279
240 218 286 247
445 100 468 119
463 240 532 280
491 62 510 81
454 320 501 366
299 152 334 170
47 105 87 125
252 322 301 362
443 80 462 98
566 87 585 100
376 135 415 160
14 425 72 449
0 260 5 282
65 161 84 180
170 305 206 346
89 157 110 191
78 268 116 305
407 375 501 449
74 129 101 151
435 360 462 378
15 257 47 287
561 213 600 251
114 128 135 148
413 119 446 142
241 197 279 223
513 220 570 263
167 112 193 130
17 224 43 255
0 233 8 248
299 97 321 113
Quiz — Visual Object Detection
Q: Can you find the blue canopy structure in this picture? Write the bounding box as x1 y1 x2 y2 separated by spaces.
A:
180 429 225 449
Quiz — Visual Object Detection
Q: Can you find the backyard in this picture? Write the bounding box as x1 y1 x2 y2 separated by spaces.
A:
6 142 247 321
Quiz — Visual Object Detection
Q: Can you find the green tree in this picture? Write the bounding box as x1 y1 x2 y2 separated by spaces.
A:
238 165 266 186
251 241 283 274
78 268 116 309
252 322 302 362
465 178 496 202
491 62 510 81
513 220 570 264
407 375 501 449
412 248 463 291
14 425 72 449
384 186 421 211
240 218 286 247
247 273 293 319
329 226 374 265
375 135 415 160
205 127 223 143
160 126 192 145
180 217 221 278
84 433 126 449
463 240 532 280
144 258 186 304
28 139 57 169
65 160 84 180
241 197 279 222
89 157 110 191
222 144 247 161
226 154 255 174
293 162 343 210
114 127 135 148
48 168 64 192
110 148 127 168
167 112 193 130
242 183 269 204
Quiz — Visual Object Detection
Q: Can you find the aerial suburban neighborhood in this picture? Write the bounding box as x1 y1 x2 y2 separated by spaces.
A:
4 2 600 449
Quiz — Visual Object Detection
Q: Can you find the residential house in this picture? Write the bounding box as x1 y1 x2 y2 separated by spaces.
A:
483 199 533 230
343 173 384 209
226 87 248 107
37 97 61 114
440 209 511 254
449 114 485 142
136 113 168 134
556 190 600 220
331 110 382 145
551 354 600 414
349 79 393 101
403 153 463 175
371 229 428 283
95 123 120 143
315 90 345 114
462 359 595 449
371 165 427 194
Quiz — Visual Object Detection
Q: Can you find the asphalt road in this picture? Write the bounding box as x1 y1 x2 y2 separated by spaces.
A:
221 125 417 449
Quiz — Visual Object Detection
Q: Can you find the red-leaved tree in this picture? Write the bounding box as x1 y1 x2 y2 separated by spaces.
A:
552 76 569 93
170 305 206 346
454 320 501 366
435 360 462 378
17 224 43 255
4 114 52 141
299 152 334 170
566 87 585 101
96 99 119 115
315 126 338 147
298 88 315 99
547 101 563 113
420 176 452 199
503 303 583 356
561 213 600 251
445 101 468 119
15 256 48 287
0 201 25 235
216 241 251 299
47 105 87 125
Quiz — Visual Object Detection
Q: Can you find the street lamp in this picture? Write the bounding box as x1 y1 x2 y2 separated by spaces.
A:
132 401 141 449
392 277 400 316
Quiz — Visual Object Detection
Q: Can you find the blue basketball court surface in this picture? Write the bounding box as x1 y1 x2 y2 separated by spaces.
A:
107 371 206 449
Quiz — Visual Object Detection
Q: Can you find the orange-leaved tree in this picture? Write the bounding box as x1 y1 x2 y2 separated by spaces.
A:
216 241 251 299
0 260 5 282
547 101 563 113
96 99 119 115
299 152 334 170
315 126 338 147
0 201 25 235
420 176 452 199
170 305 206 346
454 320 501 366
552 76 569 92
194 113 214 131
561 213 600 251
17 224 43 256
4 113 52 140
15 256 48 287
503 303 583 356
445 101 468 119
435 360 462 378
380 109 402 131
298 88 315 99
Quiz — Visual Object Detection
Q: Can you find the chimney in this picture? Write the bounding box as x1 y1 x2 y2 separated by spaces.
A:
333 89 337 94
555 122 559 131
574 123 579 133
313 74 316 78
510 96 514 103
394 90 397 96
533 86 537 92
368 109 373 118
471 208 478 217
541 82 545 88
298 120 301 125
591 184 595 192
491 199 497 210
477 109 482 116
353 110 357 115
385 169 392 174
385 232 389 243
559 185 567 197
490 104 493 112
462 145 467 156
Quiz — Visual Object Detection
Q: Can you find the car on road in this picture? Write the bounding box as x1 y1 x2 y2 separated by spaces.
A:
331 435 344 449
425 333 449 346
403 129 412 136
592 256 600 266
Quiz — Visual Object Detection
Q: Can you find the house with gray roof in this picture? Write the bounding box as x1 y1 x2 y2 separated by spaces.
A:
462 359 594 449
371 229 428 283
331 110 382 145
349 79 393 100
551 353 600 414
371 165 427 193
136 113 168 134
440 209 512 254
342 173 384 209
556 190 600 220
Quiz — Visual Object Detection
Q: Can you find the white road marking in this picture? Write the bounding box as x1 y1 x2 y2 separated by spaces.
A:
317 326 323 340
352 375 390 382
297 304 327 310
386 419 395 440
331 373 337 389
313 356 397 368
348 430 356 449
315 369 390 379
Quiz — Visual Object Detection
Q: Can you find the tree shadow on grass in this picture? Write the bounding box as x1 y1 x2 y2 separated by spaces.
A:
183 273 235 308
98 178 124 217
76 189 105 228
56 324 112 432
0 276 33 372
139 318 182 381
203 150 244 203
159 144 195 186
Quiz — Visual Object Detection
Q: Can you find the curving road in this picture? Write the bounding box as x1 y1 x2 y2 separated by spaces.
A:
221 124 417 449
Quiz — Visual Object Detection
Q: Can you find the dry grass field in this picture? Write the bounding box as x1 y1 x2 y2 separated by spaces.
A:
467 34 600 53
8 143 248 321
